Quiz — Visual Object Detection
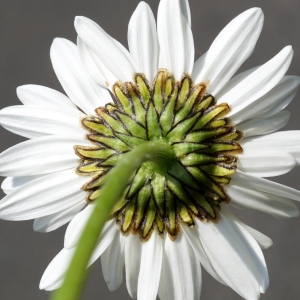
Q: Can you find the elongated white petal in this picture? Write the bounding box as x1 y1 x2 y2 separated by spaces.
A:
33 201 85 233
237 111 290 138
181 225 225 284
158 233 201 300
232 76 300 123
180 0 191 26
216 67 258 99
241 131 300 164
193 8 264 94
0 169 86 221
1 175 42 194
128 2 159 81
138 232 163 300
192 52 207 79
17 85 75 108
125 234 142 299
227 182 299 218
64 205 116 249
157 0 194 79
0 105 85 139
75 16 136 86
51 38 111 114
40 227 116 291
220 46 293 115
197 214 268 298
0 135 87 176
234 170 300 201
238 150 296 177
101 233 125 291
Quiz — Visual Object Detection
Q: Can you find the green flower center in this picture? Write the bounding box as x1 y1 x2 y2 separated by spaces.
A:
75 69 243 241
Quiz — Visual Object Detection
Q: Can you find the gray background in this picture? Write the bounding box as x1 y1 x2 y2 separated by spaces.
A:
0 0 300 299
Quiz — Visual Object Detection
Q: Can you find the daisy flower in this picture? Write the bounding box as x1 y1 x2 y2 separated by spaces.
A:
0 0 300 299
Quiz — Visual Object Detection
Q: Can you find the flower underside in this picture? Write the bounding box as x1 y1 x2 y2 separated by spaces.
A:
75 69 243 241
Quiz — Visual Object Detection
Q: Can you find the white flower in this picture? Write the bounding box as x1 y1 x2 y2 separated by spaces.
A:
0 1 300 300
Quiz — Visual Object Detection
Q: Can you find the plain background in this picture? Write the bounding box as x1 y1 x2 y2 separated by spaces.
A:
0 0 300 299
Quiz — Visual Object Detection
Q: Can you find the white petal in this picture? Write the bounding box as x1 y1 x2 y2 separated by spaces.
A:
101 233 125 291
75 16 136 86
227 182 299 218
50 38 111 114
33 201 86 233
221 205 273 250
1 175 42 194
138 232 163 300
125 234 142 299
64 205 116 249
220 46 293 116
231 76 300 123
197 214 268 298
181 225 225 284
40 227 116 291
128 2 159 82
0 135 87 176
215 66 258 99
158 233 201 300
0 169 86 221
193 8 264 94
180 0 191 26
40 248 75 291
237 111 290 138
237 150 296 177
157 0 194 79
0 105 85 139
17 85 75 108
192 52 207 79
241 131 300 164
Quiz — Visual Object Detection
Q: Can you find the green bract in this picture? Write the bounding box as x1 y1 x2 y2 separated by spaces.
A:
75 70 243 241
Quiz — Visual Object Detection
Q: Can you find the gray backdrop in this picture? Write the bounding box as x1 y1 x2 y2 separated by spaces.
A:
0 0 300 299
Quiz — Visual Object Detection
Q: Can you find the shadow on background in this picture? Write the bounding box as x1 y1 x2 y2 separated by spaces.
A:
0 0 300 299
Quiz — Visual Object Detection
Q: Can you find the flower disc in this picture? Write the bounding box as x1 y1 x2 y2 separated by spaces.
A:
75 69 243 241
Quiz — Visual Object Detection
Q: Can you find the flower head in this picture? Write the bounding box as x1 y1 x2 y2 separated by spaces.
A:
1 1 300 300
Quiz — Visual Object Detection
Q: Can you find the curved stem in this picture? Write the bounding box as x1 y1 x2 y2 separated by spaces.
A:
51 142 173 300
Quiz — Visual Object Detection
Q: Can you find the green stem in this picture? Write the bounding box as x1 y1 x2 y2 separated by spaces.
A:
51 142 173 300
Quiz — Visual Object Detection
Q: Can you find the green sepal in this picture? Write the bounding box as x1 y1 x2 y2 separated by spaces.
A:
172 142 209 157
142 198 156 239
88 135 131 152
177 201 194 225
151 173 166 215
159 85 178 135
164 76 174 100
75 146 116 160
174 84 204 125
77 162 107 175
127 83 147 126
167 111 202 143
195 95 214 112
101 154 124 166
111 191 128 216
184 127 230 143
165 189 176 236
187 166 226 198
155 214 164 234
96 108 128 134
82 171 109 189
114 132 146 148
113 84 133 116
82 118 114 137
88 188 101 202
215 130 244 141
193 104 230 131
209 119 227 128
116 112 147 140
200 164 236 176
122 200 135 232
204 142 242 154
153 70 166 115
166 175 198 215
186 188 216 219
135 183 151 230
179 153 227 166
147 101 162 140
127 166 152 198
177 76 191 110
135 74 151 107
